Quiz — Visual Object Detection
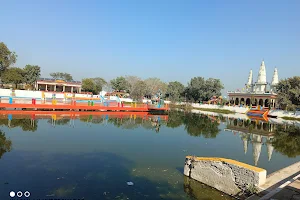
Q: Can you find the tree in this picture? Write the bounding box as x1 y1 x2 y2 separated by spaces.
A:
185 77 224 102
82 77 107 94
166 81 185 102
0 130 12 159
0 42 17 74
125 75 142 95
277 76 300 111
110 76 129 91
1 67 25 88
144 78 167 98
50 72 73 82
130 80 147 101
24 65 41 88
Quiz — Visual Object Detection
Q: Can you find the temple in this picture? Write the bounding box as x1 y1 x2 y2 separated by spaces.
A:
227 61 279 108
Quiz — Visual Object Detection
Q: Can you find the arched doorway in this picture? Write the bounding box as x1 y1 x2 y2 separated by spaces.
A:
240 98 245 105
246 98 251 106
259 99 264 106
235 98 239 105
264 99 269 107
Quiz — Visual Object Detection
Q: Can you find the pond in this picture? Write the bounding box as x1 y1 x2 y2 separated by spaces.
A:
0 111 299 200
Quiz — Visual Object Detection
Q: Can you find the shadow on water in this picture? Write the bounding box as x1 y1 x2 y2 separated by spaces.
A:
176 167 184 174
183 176 233 200
1 151 196 200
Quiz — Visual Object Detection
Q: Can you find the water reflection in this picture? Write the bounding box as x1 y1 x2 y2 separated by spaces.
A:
0 111 299 199
0 111 299 163
224 117 300 165
0 130 12 158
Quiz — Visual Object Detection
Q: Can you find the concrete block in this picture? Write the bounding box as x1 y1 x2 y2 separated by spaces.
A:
184 156 267 196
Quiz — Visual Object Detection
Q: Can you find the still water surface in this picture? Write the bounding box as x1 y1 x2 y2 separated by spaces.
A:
0 111 299 200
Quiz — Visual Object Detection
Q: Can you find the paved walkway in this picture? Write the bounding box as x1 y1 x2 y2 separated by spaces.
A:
264 177 300 200
247 162 300 200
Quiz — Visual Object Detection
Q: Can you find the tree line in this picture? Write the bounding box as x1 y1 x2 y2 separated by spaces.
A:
0 42 224 102
1 41 299 107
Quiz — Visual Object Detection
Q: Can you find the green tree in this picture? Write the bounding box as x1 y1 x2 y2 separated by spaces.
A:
24 65 41 88
185 77 224 102
93 77 107 92
0 130 12 159
0 42 17 74
166 81 185 102
110 76 129 91
50 72 73 82
1 67 25 88
82 77 107 94
277 76 300 111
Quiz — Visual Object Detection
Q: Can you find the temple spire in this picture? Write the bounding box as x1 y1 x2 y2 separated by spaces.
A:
271 68 279 86
257 60 267 84
255 60 267 93
247 69 253 85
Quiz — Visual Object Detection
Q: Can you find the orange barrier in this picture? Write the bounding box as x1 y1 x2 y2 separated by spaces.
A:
0 103 168 112
0 110 169 120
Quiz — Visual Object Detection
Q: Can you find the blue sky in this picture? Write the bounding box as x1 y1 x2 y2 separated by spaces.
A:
1 0 299 92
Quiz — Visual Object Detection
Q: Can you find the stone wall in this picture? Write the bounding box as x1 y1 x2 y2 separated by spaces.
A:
184 156 267 196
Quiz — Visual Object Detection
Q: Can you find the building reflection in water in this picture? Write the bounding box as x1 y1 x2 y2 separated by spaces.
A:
224 117 276 166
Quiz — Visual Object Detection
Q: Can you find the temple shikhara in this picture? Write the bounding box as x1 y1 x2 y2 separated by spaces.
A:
228 61 279 108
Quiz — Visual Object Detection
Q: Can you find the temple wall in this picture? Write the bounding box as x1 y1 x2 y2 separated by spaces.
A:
184 156 267 196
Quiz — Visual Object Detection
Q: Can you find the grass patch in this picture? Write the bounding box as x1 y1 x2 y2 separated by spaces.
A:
193 107 235 114
169 104 235 114
281 116 300 121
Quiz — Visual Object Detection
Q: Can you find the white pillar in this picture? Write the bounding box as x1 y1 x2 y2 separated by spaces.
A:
45 84 48 91
54 85 56 92
71 86 73 93
63 85 65 92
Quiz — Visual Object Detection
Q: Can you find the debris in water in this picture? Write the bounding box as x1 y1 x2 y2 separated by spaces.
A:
163 169 168 172
127 182 134 186
46 194 55 197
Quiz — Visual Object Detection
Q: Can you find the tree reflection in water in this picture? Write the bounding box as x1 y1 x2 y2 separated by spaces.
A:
0 118 37 132
272 124 300 158
0 130 12 159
